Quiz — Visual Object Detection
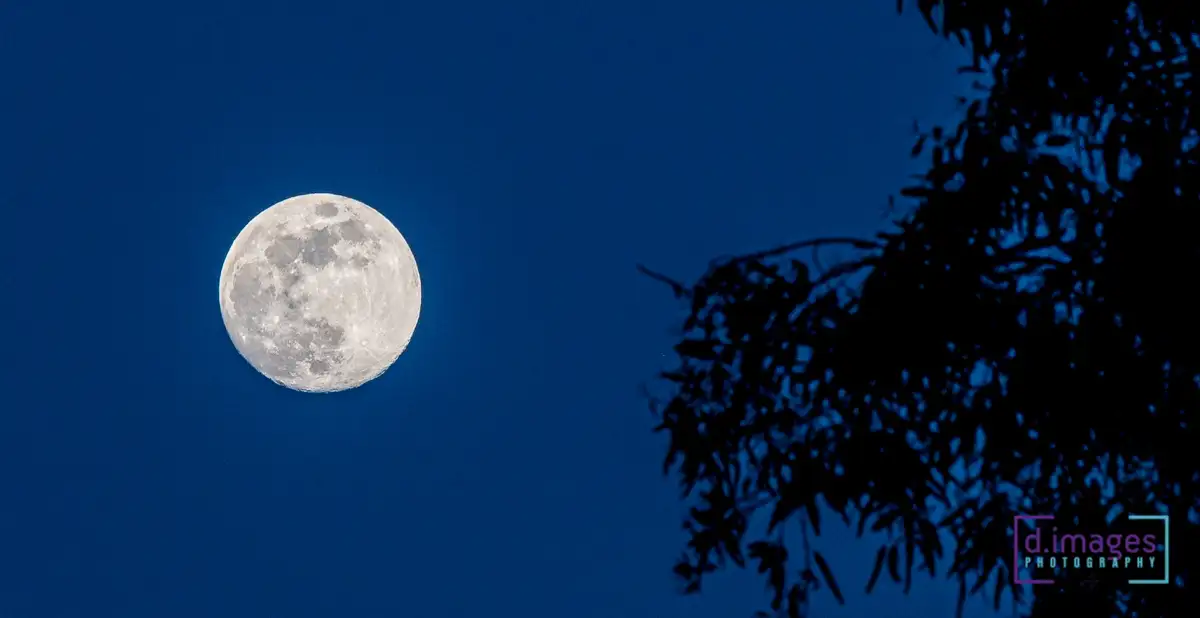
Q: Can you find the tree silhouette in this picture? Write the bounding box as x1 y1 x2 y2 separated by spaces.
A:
642 2 1197 617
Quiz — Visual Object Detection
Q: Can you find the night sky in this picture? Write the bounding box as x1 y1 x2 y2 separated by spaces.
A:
0 1 997 616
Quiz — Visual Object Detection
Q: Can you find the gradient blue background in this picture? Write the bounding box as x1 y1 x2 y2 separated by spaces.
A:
0 1 989 616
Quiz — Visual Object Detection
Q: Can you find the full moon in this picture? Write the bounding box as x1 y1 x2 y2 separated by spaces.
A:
218 193 421 393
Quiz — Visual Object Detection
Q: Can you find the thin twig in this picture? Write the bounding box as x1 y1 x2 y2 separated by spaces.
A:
636 264 691 298
733 237 882 264
811 257 877 290
638 241 878 303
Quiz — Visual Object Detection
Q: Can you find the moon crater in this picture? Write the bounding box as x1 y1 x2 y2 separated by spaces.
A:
219 193 421 392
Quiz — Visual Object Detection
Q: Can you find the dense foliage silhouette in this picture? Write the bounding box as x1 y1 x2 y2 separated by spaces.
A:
643 2 1197 617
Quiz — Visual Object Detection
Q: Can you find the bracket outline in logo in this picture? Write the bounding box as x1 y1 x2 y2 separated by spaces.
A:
1013 515 1056 585
1126 514 1169 585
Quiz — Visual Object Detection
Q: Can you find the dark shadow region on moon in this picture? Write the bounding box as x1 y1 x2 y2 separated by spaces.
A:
228 212 381 381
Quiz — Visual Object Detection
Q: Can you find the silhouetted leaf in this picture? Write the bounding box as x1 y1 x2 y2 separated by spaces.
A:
866 545 887 593
673 338 717 361
903 535 915 593
812 552 844 605
955 578 966 618
804 500 821 536
786 584 804 618
911 135 927 157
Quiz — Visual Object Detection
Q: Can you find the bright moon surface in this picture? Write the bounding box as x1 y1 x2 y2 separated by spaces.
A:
218 193 421 393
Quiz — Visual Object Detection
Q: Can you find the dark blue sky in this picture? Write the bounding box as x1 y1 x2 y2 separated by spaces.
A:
0 1 992 616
